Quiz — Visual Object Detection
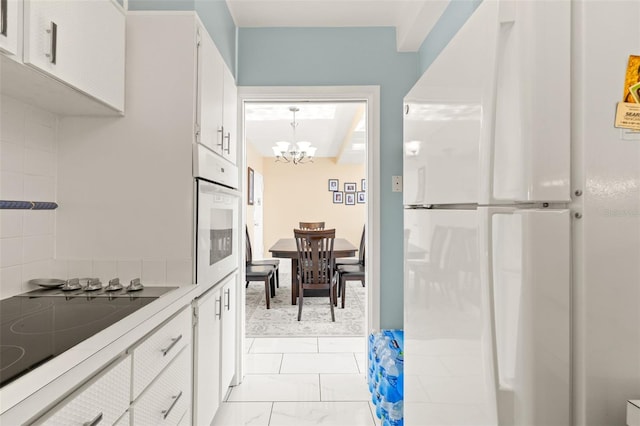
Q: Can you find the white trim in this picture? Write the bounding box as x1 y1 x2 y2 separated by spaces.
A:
238 85 381 340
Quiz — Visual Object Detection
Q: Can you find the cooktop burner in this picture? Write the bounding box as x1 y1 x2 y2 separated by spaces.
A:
0 285 177 388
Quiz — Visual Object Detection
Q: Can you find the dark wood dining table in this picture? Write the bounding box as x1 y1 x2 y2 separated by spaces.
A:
269 238 357 305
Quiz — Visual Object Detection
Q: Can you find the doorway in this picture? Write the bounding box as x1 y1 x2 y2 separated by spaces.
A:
238 86 380 348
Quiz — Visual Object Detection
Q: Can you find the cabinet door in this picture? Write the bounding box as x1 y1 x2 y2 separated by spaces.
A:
196 27 224 155
0 0 20 55
37 355 131 426
23 0 125 111
220 274 237 393
222 64 237 164
193 287 222 426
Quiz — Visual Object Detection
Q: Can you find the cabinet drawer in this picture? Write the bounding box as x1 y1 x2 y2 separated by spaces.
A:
132 346 191 426
37 354 131 426
131 307 191 399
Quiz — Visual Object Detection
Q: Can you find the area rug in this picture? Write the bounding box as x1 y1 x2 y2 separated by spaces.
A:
245 259 366 337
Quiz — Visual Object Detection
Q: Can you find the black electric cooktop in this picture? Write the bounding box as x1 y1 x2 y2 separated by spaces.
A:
0 286 176 388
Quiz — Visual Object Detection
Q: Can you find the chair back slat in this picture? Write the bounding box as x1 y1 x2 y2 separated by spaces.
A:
299 221 325 231
358 225 366 265
294 228 336 288
245 226 253 263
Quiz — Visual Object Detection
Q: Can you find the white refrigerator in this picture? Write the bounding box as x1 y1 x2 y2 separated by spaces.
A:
403 1 640 425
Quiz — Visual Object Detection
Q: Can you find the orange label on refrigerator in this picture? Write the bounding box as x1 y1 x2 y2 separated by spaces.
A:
623 55 640 103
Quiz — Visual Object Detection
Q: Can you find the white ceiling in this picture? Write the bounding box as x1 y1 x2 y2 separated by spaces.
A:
244 102 367 164
225 0 449 51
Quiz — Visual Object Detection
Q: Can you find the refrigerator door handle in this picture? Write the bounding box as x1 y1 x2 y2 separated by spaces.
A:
479 206 515 425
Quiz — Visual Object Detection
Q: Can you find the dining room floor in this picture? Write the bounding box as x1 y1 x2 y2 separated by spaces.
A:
211 336 382 426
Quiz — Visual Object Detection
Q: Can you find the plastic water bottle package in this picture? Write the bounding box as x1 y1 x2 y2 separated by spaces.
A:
368 330 404 426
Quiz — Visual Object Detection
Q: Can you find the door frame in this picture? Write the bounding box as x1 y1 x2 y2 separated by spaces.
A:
237 85 381 352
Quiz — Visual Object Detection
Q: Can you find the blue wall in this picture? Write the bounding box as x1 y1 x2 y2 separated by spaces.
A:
238 27 417 328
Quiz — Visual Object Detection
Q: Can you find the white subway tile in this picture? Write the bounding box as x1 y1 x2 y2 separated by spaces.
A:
1 171 24 200
24 108 57 152
67 259 92 278
166 259 192 285
22 259 55 290
0 265 23 299
23 210 54 236
1 237 22 268
0 96 26 144
52 259 68 279
1 142 24 173
117 259 142 284
0 210 23 238
23 175 55 201
24 148 56 177
93 260 117 282
142 259 166 284
23 235 54 263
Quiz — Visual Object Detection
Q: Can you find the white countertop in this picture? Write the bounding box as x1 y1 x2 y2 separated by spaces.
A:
0 281 216 424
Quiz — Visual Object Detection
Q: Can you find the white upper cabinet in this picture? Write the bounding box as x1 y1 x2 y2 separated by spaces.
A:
197 29 224 156
196 27 237 165
23 0 125 112
0 0 21 55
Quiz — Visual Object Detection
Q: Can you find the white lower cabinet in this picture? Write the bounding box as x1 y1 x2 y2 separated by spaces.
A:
35 354 131 425
193 272 238 426
131 347 191 426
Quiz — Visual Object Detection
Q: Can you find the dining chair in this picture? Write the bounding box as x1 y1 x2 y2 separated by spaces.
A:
246 226 280 288
245 265 276 309
299 221 325 230
293 228 338 321
336 225 365 306
336 225 365 268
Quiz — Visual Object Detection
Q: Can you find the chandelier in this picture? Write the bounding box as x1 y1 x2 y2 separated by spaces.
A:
272 107 317 165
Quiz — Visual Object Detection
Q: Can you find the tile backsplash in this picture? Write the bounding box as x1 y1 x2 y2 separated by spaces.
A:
0 95 194 298
0 95 59 298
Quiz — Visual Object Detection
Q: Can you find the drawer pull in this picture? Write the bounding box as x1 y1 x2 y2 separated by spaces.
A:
161 334 182 357
83 412 103 426
162 390 183 419
224 288 230 310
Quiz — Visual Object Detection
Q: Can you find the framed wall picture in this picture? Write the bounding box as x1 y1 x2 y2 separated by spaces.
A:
361 179 366 191
344 182 357 192
328 179 339 191
247 167 254 205
333 191 343 204
345 193 356 205
357 191 366 203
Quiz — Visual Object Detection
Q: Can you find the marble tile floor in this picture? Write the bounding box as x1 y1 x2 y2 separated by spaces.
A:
212 336 382 426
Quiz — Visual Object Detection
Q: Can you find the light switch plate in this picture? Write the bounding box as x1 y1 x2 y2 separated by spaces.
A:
392 176 402 192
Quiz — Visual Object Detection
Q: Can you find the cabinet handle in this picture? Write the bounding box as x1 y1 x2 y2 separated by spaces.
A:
82 412 103 426
224 132 231 154
161 390 183 420
224 288 230 310
215 296 222 319
161 334 182 357
217 127 224 149
1 0 7 37
45 21 57 64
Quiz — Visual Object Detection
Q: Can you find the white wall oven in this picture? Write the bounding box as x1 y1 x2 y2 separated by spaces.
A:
194 144 240 286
